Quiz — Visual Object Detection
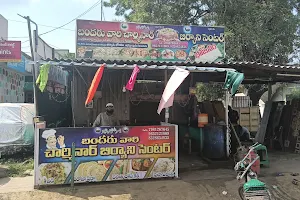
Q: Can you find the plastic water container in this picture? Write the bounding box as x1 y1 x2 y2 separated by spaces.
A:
203 124 226 159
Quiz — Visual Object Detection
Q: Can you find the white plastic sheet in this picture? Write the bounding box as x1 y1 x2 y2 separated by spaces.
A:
0 103 35 147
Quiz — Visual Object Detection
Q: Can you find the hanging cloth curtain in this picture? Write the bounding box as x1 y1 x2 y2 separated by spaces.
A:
157 68 190 114
36 63 51 92
126 64 140 91
224 70 244 96
85 64 105 106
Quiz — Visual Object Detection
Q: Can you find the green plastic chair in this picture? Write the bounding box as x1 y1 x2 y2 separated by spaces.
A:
252 143 269 167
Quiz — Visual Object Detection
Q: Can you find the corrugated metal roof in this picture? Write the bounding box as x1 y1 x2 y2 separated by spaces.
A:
27 59 236 73
28 58 300 72
222 61 300 72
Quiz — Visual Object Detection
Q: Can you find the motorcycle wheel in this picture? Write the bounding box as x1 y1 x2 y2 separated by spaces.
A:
238 186 245 200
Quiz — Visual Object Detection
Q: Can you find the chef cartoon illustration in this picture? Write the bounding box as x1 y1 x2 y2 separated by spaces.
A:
42 129 66 150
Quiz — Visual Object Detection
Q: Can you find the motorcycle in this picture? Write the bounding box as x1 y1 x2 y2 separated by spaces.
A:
234 143 272 200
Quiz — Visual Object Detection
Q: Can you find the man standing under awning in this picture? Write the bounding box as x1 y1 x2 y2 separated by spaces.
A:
93 103 120 127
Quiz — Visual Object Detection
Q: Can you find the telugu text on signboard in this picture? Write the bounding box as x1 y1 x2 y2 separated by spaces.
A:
34 126 178 186
76 20 225 63
0 41 21 62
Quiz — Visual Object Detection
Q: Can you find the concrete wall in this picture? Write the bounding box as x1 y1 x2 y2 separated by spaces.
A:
35 35 54 59
54 49 69 59
271 86 290 102
0 15 8 40
259 83 300 115
0 64 25 103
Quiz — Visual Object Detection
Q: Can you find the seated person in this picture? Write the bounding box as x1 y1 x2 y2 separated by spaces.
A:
228 106 239 124
240 126 251 141
228 106 251 142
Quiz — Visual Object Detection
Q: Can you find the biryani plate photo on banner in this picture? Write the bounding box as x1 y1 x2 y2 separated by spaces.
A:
76 20 225 63
34 125 178 186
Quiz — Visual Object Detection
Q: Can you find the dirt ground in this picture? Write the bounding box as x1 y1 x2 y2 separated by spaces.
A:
0 171 242 200
0 152 299 200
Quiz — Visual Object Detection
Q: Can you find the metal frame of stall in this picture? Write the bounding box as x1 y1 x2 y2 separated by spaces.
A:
30 60 237 157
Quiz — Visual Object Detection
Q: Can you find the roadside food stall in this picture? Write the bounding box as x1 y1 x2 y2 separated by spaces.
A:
32 20 246 187
31 18 300 187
